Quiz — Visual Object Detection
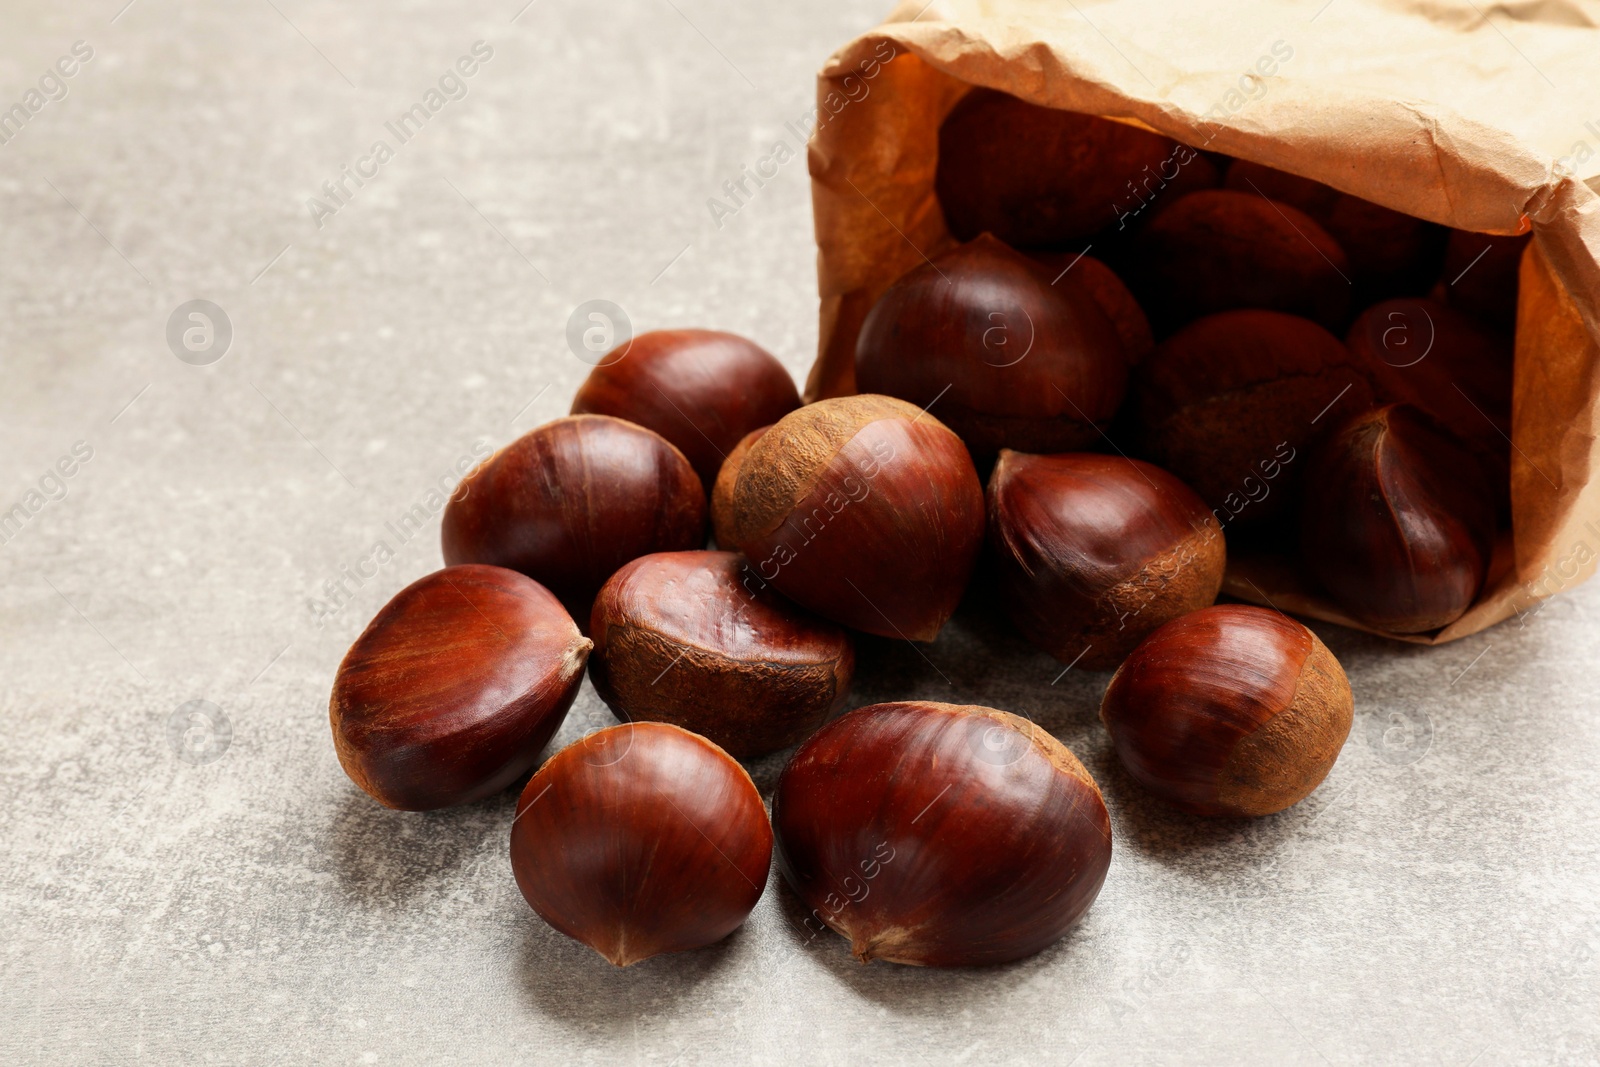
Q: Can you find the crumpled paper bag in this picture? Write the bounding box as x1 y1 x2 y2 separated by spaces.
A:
805 0 1600 643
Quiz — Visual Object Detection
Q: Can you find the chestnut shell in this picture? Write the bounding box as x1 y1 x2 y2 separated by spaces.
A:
725 394 985 642
1133 310 1375 525
936 87 1218 247
571 329 800 489
987 451 1225 670
855 234 1127 456
510 722 772 966
1124 189 1352 334
589 550 854 757
773 701 1112 967
329 565 591 811
1300 404 1495 633
1346 297 1512 496
1224 160 1445 304
710 425 769 550
1027 251 1155 365
440 415 707 622
1100 604 1354 816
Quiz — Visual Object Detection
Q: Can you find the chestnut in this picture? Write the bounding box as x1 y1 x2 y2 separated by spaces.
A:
722 394 985 641
773 701 1111 966
510 722 771 967
588 550 854 757
987 451 1225 670
441 415 707 622
855 234 1127 455
1124 189 1351 334
710 424 768 549
1224 160 1444 304
1346 296 1512 494
936 87 1219 247
1441 229 1529 332
1300 404 1495 633
329 565 591 810
1100 604 1354 816
1322 195 1444 305
1132 310 1375 525
571 328 801 489
1028 251 1155 364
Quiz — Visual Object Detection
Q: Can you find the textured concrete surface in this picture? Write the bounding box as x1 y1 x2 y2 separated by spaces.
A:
2 2 1598 1064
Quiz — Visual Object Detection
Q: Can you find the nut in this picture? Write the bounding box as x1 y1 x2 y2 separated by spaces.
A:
441 414 706 622
589 550 854 757
1100 604 1354 816
987 450 1225 670
329 565 591 810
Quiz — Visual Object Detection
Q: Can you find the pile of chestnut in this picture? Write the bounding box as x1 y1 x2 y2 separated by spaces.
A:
327 87 1519 971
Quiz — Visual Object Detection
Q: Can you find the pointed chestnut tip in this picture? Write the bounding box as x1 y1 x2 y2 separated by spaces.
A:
556 636 593 686
844 920 924 966
848 931 926 967
595 939 650 969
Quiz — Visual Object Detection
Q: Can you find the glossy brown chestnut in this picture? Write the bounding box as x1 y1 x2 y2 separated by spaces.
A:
1224 160 1445 304
1346 297 1512 494
589 550 854 757
1027 251 1155 364
988 451 1225 670
936 87 1219 247
710 425 768 549
773 701 1111 966
1300 404 1495 633
1133 310 1375 525
723 394 985 642
510 723 772 967
440 415 707 622
1440 229 1530 332
1124 189 1352 334
571 328 801 489
1100 604 1354 816
856 234 1127 455
329 565 591 811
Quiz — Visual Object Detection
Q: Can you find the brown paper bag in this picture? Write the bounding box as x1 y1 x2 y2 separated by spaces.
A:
804 0 1600 643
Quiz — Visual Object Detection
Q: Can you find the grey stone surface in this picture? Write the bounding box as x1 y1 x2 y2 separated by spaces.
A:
2 2 1597 1064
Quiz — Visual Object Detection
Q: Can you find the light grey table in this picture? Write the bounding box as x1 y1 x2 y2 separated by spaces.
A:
2 2 1596 1064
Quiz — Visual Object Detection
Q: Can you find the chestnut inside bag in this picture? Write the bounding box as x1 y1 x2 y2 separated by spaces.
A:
805 0 1600 643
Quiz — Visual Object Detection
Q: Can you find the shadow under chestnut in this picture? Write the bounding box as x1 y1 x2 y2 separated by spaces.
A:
842 570 1106 741
323 785 523 907
768 874 1065 1012
514 914 743 1028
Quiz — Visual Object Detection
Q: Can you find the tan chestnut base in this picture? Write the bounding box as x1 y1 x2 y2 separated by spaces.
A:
1210 637 1353 816
1054 528 1226 671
